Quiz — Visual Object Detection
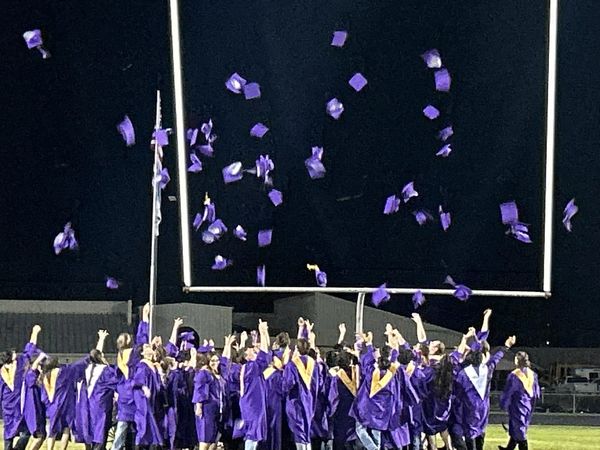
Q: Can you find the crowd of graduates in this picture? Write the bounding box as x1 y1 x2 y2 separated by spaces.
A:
0 306 539 450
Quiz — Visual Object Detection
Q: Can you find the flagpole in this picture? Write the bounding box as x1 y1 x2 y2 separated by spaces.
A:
148 90 162 341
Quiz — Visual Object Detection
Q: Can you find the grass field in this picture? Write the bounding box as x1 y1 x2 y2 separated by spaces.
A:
1 424 599 450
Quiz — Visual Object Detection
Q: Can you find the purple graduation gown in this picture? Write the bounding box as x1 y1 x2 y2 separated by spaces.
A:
115 320 148 422
74 364 119 444
193 368 224 443
328 369 358 446
420 363 452 435
172 367 197 449
262 366 285 450
239 350 270 442
22 368 46 436
499 368 540 441
0 343 37 440
387 365 419 448
282 355 320 444
311 360 332 441
42 356 89 437
133 360 164 446
220 356 239 439
454 348 505 439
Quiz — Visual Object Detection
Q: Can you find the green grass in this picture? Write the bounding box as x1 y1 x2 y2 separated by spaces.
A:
1 424 599 450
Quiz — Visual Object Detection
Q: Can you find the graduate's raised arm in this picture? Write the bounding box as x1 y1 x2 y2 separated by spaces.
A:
29 324 41 345
479 309 492 341
96 329 109 352
457 327 476 355
222 334 235 360
136 303 150 345
337 323 346 346
297 317 306 340
411 313 427 344
169 317 184 345
258 319 270 353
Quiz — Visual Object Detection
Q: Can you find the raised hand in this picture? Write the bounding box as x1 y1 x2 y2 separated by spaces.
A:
32 325 42 334
505 335 516 348
338 323 346 335
483 309 492 318
258 319 269 334
98 330 109 340
411 313 422 323
173 317 184 328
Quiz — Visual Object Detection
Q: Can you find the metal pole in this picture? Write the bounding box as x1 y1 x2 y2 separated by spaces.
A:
355 292 365 335
185 285 548 297
148 90 162 341
542 0 558 294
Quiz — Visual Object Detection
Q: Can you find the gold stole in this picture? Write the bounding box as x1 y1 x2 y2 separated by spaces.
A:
1 364 16 391
117 348 133 379
512 368 535 396
263 366 277 380
337 368 357 397
43 368 60 402
292 356 315 389
273 348 291 370
369 366 396 398
405 361 416 378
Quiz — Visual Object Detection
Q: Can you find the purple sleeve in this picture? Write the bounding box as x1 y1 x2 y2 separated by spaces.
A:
136 321 149 346
400 369 419 406
192 370 210 403
66 356 90 382
165 342 179 358
22 342 38 360
327 376 339 417
132 364 146 389
282 363 295 394
256 350 271 372
487 347 506 372
25 369 39 387
499 373 517 411
359 345 375 378
477 330 489 342
390 348 399 362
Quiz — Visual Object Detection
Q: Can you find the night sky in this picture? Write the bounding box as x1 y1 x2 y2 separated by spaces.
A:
2 1 599 347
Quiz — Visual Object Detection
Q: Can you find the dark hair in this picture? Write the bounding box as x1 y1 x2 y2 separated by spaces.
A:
396 348 413 365
89 349 105 365
336 351 353 376
39 357 60 385
377 346 392 371
431 340 446 355
464 350 484 367
0 350 14 367
325 350 338 368
274 332 290 349
433 354 454 400
296 338 310 356
196 352 210 369
116 333 132 351
515 351 531 369
307 348 318 360
176 349 191 363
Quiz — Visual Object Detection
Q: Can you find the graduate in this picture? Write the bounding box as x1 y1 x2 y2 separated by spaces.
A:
133 343 164 449
74 330 119 450
22 352 48 450
238 320 271 450
112 303 150 450
454 334 516 450
327 349 360 450
282 327 321 450
0 324 41 450
194 348 226 450
350 331 398 450
262 331 291 450
498 351 540 450
309 332 332 450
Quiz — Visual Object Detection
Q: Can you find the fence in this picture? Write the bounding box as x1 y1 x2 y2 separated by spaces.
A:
490 391 600 414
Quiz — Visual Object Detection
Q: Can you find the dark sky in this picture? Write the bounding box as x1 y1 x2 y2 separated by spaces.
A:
1 1 599 347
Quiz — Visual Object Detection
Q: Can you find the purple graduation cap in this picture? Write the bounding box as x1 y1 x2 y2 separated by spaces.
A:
188 153 203 173
421 49 442 69
349 73 368 92
306 264 327 287
257 265 266 287
268 189 283 206
53 222 78 255
305 146 326 179
507 222 532 243
187 128 199 146
439 205 451 231
199 144 214 157
372 283 390 307
23 29 51 59
258 229 272 247
193 213 203 231
117 115 135 147
437 126 454 142
444 275 472 302
436 144 452 157
434 68 452 92
401 182 418 203
211 255 232 270
202 231 217 244
157 168 170 190
383 195 400 215
250 123 269 138
222 161 244 184
225 73 247 94
423 105 440 120
207 219 228 239
500 201 519 225
106 277 119 290
255 154 275 182
179 331 195 342
233 225 247 241
413 209 433 226
562 198 578 232
331 30 348 47
200 119 217 143
198 339 215 353
412 290 426 309
193 194 216 231
153 129 170 147
243 82 261 100
326 98 344 120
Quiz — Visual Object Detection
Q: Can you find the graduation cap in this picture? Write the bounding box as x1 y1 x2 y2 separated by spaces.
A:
401 182 418 203
421 49 442 69
434 68 451 92
436 144 452 157
23 29 50 59
187 153 202 173
53 222 78 255
305 146 326 179
268 190 283 206
307 264 327 287
211 255 232 270
225 73 247 94
258 229 273 247
331 30 348 47
372 283 390 307
423 105 440 120
233 225 247 241
326 98 344 120
222 162 244 184
439 206 451 231
250 123 269 138
444 275 472 301
383 195 400 215
117 115 135 147
412 290 425 309
106 277 119 290
562 198 578 232
257 265 266 287
348 73 368 92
